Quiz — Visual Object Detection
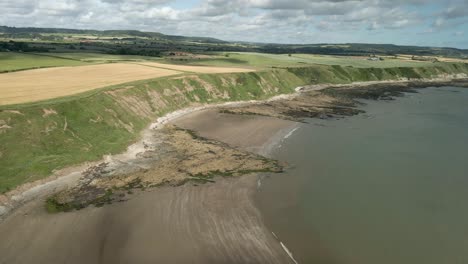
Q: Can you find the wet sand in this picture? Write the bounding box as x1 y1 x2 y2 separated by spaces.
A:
0 175 293 264
0 111 297 264
173 109 298 155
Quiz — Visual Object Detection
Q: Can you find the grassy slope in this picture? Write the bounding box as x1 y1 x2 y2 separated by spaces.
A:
0 52 89 73
287 63 468 84
0 70 303 192
1 63 467 193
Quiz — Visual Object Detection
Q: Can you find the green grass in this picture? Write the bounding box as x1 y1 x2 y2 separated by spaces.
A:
37 52 163 63
0 51 438 74
291 54 435 68
165 52 304 69
0 93 148 193
0 52 89 73
288 63 468 84
0 52 163 73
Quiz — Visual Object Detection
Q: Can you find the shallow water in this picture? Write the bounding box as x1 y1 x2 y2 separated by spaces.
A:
256 86 468 264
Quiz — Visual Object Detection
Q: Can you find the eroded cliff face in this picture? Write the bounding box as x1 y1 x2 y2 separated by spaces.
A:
1 63 467 198
26 77 468 213
0 70 302 194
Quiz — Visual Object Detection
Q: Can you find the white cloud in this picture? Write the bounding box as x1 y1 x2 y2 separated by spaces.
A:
0 0 466 47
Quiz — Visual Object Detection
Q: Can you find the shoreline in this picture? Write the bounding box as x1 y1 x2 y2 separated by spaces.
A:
0 90 298 219
0 105 301 264
1 74 467 219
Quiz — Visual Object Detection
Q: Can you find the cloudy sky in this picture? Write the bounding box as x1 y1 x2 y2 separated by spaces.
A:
1 0 467 48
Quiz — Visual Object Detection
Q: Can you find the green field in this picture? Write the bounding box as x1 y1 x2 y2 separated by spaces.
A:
291 54 434 68
164 52 306 68
0 51 439 74
165 52 436 69
0 52 89 73
0 52 164 73
37 53 163 63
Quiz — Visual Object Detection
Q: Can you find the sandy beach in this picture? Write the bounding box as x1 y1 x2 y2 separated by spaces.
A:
173 109 298 155
0 110 298 264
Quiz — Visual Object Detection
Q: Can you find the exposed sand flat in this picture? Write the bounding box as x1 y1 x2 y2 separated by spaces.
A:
135 62 255 73
173 109 297 154
0 173 292 264
0 63 180 106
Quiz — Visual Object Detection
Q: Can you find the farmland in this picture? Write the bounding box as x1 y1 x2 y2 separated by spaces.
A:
0 50 464 107
290 54 435 67
0 59 254 106
0 63 181 106
166 52 437 69
135 62 255 73
0 52 88 73
35 52 164 63
0 50 452 75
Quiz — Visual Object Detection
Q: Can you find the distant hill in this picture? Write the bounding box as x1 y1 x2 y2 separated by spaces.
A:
255 43 468 58
0 26 227 44
1 26 467 58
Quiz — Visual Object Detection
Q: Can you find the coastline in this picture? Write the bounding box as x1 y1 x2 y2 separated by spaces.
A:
0 90 299 220
1 76 467 218
0 105 300 264
0 76 467 263
2 74 468 219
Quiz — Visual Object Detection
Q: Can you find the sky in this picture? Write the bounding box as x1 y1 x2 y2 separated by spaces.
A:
1 0 467 48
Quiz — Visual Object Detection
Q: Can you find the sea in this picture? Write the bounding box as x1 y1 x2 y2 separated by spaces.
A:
256 86 468 264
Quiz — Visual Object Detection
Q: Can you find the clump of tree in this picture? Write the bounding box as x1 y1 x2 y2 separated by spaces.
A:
411 55 439 63
0 41 49 52
108 47 161 57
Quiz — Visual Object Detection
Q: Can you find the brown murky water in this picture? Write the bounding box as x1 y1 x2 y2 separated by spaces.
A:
257 86 468 264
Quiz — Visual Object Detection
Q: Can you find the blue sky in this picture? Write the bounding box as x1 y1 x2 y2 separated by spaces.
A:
1 0 467 48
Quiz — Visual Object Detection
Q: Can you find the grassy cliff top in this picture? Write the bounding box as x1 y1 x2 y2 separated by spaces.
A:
0 56 467 193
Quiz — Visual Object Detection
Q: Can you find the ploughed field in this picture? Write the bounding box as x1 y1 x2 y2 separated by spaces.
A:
0 62 253 106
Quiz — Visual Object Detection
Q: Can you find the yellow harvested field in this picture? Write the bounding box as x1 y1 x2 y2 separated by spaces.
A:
0 63 180 106
135 62 255 73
